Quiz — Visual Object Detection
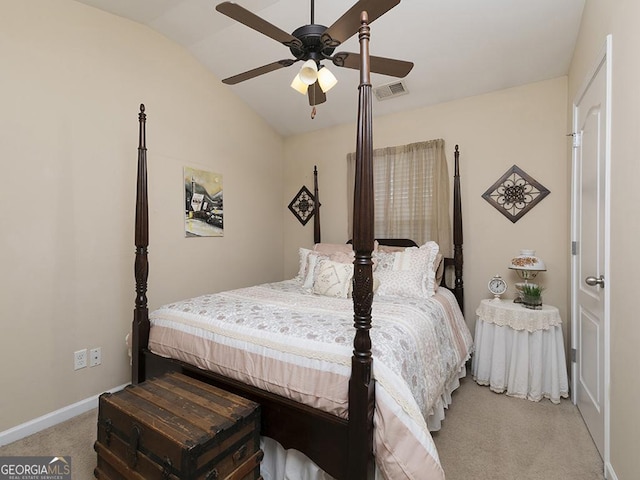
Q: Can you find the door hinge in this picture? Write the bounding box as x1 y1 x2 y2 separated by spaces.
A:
571 348 577 363
572 241 578 255
568 132 582 148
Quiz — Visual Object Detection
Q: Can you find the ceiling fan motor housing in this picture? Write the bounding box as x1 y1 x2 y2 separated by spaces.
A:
290 24 336 61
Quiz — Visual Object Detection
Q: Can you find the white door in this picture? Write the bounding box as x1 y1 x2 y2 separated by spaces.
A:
571 36 611 461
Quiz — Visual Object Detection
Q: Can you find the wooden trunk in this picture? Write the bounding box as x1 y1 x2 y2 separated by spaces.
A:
94 372 262 480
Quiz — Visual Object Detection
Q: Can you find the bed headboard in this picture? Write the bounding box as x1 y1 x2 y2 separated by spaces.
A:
375 238 417 248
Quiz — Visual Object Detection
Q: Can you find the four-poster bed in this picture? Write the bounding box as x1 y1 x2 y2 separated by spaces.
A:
131 12 469 480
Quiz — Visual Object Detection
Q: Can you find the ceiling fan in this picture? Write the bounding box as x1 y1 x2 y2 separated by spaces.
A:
216 0 414 107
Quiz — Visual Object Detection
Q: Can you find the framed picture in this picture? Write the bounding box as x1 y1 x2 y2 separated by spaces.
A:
184 166 223 237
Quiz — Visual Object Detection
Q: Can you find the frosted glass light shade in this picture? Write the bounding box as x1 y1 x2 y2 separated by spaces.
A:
290 74 308 95
317 66 337 93
299 60 318 85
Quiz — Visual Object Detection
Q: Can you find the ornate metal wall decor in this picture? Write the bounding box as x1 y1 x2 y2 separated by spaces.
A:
482 165 550 223
288 186 316 225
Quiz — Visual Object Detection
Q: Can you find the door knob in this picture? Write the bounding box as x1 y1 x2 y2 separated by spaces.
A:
585 275 605 287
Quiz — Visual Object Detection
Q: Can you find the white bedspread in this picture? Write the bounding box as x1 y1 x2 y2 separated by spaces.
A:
148 280 472 479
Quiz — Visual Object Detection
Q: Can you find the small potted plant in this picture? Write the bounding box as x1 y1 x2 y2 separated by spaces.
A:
521 283 544 309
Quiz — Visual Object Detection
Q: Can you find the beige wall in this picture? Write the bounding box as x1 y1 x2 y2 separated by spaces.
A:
568 0 640 478
0 0 284 432
10 5 636 474
284 78 569 338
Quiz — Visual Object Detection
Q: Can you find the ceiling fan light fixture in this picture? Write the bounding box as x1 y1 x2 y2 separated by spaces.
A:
298 59 318 85
290 73 309 95
317 66 338 93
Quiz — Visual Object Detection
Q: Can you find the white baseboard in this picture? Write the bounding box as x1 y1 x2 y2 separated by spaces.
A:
605 462 618 480
0 383 128 447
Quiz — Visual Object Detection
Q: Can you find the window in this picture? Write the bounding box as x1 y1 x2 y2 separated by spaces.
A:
347 139 451 256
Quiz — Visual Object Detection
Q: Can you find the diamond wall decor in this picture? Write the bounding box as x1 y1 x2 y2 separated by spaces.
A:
482 165 550 223
288 185 316 226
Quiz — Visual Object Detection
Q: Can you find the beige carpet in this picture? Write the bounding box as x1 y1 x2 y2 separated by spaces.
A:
432 375 604 480
0 374 603 480
0 409 98 479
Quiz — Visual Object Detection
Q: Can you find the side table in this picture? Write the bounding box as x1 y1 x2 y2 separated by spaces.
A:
471 298 569 403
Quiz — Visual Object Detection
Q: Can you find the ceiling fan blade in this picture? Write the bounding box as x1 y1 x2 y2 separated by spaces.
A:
216 2 302 49
308 82 327 106
322 0 401 47
222 59 297 85
332 52 413 77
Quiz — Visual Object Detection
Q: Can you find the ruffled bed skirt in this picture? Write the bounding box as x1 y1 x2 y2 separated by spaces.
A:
260 363 469 480
426 364 467 432
260 437 336 480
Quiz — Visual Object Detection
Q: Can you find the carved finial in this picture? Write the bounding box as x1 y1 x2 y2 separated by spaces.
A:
361 11 369 24
139 104 145 113
455 144 459 152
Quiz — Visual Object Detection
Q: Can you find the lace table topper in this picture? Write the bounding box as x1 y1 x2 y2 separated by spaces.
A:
476 299 562 332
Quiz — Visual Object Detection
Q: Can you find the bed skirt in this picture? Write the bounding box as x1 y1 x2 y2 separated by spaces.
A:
260 363 469 480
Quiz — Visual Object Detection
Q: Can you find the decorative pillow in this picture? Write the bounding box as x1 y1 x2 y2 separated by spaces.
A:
330 250 355 264
434 253 444 289
313 243 354 256
372 251 396 272
375 270 426 298
418 241 441 296
302 252 326 290
312 258 354 298
375 241 440 299
377 244 407 253
296 247 313 281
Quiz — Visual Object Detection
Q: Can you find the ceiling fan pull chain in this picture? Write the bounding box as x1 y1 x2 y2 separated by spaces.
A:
311 106 317 119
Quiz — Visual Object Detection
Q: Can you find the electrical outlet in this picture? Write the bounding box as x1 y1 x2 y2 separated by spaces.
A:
74 349 87 370
89 347 102 367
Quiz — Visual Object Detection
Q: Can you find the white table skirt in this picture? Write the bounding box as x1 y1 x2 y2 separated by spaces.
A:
472 318 569 403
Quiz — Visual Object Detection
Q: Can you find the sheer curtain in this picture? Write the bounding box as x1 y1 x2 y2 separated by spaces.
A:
347 139 452 256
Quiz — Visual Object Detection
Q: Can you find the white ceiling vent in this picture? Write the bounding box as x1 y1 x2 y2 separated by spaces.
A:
374 80 409 101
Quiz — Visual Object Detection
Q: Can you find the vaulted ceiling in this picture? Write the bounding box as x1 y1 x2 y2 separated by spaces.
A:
74 0 586 136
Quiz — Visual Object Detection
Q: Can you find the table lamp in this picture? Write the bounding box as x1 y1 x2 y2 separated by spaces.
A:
509 250 546 302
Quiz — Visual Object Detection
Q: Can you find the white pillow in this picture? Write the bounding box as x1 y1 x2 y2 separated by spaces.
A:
375 270 425 298
296 247 313 281
375 241 440 299
372 251 396 272
422 242 442 295
312 258 354 298
302 252 325 289
313 243 354 255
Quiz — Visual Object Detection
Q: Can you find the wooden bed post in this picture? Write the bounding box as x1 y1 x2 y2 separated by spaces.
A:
313 165 321 244
132 104 150 385
452 145 464 312
349 11 375 480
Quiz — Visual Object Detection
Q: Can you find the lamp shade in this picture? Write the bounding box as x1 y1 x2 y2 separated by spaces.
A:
317 66 338 93
290 74 308 95
509 250 546 271
299 60 318 85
